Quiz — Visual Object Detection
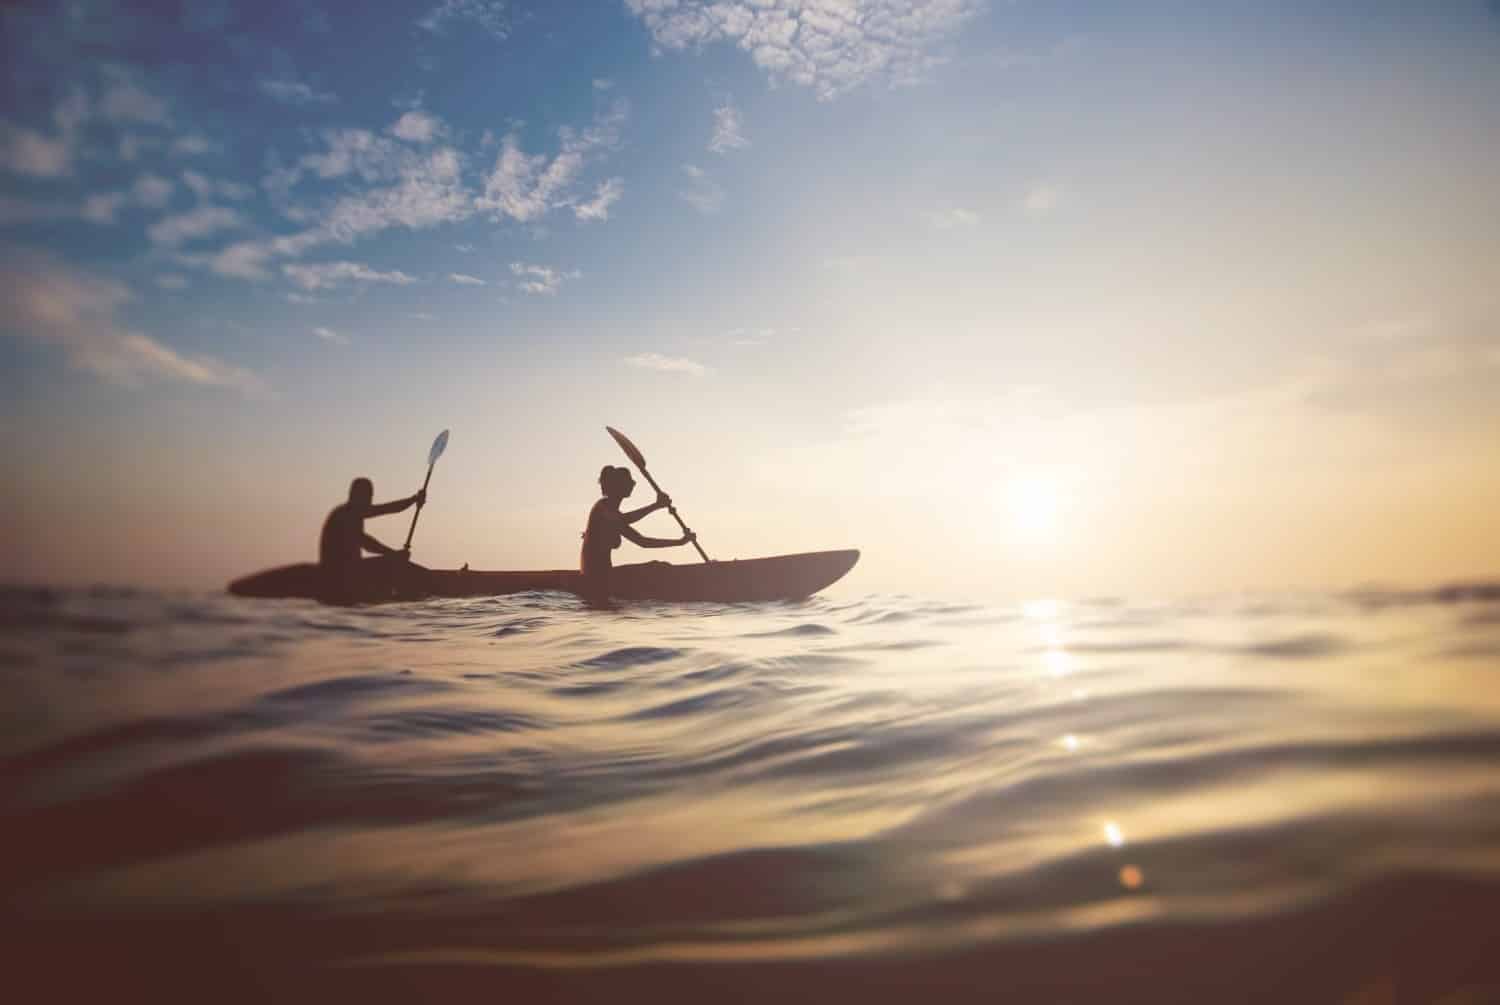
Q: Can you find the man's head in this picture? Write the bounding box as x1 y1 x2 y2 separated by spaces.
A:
348 477 374 507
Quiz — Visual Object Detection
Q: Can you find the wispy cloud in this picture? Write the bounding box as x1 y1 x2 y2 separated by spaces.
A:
624 352 708 376
477 99 628 224
390 110 442 143
0 250 261 392
592 78 615 91
71 174 180 225
258 79 338 105
0 123 72 178
100 66 171 125
727 326 776 345
133 174 174 209
182 170 251 202
624 0 982 100
922 207 980 230
148 206 244 247
680 164 724 215
283 261 419 291
82 193 127 224
509 261 578 295
155 274 189 290
419 0 510 40
198 103 624 287
575 177 623 221
171 134 219 157
709 100 748 154
1021 183 1061 214
312 326 351 344
448 272 487 285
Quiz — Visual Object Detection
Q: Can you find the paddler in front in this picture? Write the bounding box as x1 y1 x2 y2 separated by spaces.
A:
319 477 426 602
581 465 695 602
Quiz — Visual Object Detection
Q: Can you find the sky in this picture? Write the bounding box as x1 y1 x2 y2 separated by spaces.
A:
3 0 1499 600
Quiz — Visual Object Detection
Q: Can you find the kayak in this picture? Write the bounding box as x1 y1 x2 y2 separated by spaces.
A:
227 550 860 604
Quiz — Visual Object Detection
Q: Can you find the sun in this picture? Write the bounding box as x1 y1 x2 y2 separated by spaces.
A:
1005 474 1061 541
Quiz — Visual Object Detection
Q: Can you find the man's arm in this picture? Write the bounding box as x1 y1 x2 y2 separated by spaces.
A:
361 533 407 557
368 489 426 518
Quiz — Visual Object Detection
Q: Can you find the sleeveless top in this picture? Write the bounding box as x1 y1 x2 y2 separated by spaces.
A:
580 498 621 576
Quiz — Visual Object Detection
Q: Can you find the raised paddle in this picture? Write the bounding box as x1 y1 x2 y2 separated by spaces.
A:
402 429 449 552
606 425 711 563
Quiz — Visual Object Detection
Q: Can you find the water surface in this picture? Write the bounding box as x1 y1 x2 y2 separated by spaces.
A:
3 584 1499 1001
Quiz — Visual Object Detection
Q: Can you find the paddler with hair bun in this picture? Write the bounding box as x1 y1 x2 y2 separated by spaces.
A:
580 465 695 601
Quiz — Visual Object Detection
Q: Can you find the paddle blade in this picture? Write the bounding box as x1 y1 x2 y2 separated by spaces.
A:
605 426 646 469
428 429 450 467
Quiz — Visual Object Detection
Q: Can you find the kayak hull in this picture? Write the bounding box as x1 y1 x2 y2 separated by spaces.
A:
227 550 859 604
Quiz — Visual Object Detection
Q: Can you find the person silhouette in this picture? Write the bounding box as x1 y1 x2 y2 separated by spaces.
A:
580 465 694 601
319 477 426 600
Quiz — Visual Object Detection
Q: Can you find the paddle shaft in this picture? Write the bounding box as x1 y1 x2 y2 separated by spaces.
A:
635 465 710 563
401 463 435 551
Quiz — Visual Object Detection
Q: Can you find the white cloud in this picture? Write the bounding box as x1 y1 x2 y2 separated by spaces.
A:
624 0 983 100
118 133 162 162
182 170 251 202
171 134 219 157
100 66 171 125
319 147 470 241
54 90 89 134
283 261 418 290
1 90 100 178
197 241 275 280
624 352 709 376
156 274 189 290
454 243 475 252
575 177 623 221
922 206 980 230
409 312 438 321
263 132 472 245
82 193 128 224
509 261 578 295
211 105 626 287
133 174 174 209
0 250 262 392
390 111 442 143
258 79 339 105
448 272 487 285
709 100 748 154
477 99 628 224
148 206 243 247
1021 184 1061 214
312 326 351 344
680 163 724 214
728 326 776 345
419 0 510 39
0 197 78 224
593 78 615 91
0 123 71 177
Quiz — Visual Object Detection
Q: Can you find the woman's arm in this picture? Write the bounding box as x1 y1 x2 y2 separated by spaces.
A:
620 524 694 549
621 492 671 524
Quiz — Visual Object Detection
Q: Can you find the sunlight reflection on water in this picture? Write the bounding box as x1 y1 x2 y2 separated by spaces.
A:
3 584 1500 998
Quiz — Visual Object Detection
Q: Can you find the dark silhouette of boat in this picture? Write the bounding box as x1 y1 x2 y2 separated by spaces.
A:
228 550 859 604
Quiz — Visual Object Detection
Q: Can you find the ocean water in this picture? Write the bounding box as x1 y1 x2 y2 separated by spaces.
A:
3 583 1500 1002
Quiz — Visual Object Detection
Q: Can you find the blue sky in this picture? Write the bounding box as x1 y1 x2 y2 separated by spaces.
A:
4 1 1500 596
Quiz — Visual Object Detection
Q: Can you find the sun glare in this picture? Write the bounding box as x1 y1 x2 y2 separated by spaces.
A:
1005 475 1061 540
